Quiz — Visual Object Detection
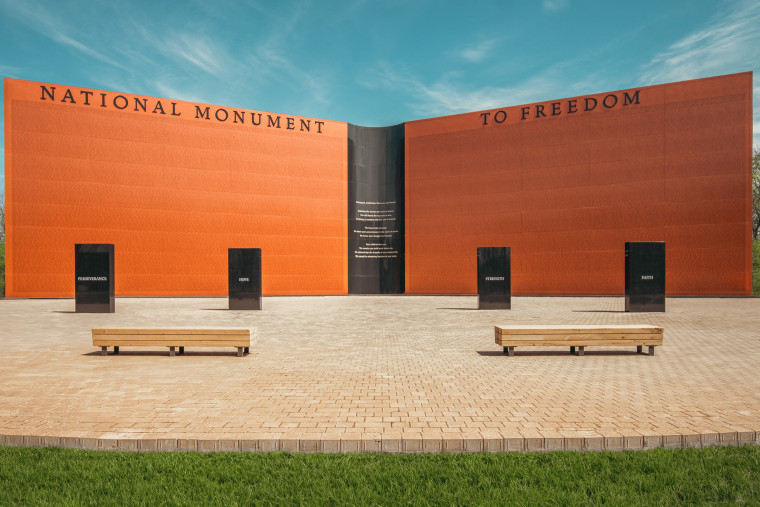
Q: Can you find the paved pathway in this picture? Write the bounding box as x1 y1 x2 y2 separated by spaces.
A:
1 296 759 452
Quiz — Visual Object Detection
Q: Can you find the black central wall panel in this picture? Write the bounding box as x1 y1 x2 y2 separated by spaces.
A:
347 123 405 294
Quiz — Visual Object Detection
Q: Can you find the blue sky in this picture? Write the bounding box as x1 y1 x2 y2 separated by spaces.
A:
1 0 759 192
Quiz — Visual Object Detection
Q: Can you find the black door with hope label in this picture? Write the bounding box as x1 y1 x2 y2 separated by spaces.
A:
228 248 262 310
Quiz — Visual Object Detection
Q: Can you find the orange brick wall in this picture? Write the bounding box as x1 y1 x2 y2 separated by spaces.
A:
5 78 348 297
405 72 753 295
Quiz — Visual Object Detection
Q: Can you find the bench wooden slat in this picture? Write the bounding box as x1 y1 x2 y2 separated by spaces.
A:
496 333 663 343
92 327 251 335
94 340 250 347
495 339 663 347
496 325 663 335
93 334 250 342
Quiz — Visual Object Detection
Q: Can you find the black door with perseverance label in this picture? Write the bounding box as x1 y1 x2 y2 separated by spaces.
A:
75 243 115 313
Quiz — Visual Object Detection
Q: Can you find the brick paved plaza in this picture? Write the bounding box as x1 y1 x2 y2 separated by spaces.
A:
1 296 759 452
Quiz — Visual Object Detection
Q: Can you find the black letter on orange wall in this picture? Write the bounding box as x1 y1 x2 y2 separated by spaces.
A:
267 115 281 128
287 117 295 130
113 95 128 109
567 99 578 113
300 119 311 132
61 89 76 104
134 97 147 112
153 101 166 115
480 112 490 125
251 113 262 125
41 85 55 101
80 91 93 105
535 105 546 118
315 121 324 133
552 102 561 115
216 108 229 121
521 107 530 120
171 103 181 116
603 94 618 108
623 90 640 105
233 111 245 124
195 106 211 119
584 97 597 111
494 110 507 123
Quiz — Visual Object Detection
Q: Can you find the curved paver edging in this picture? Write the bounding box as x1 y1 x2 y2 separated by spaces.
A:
3 432 758 453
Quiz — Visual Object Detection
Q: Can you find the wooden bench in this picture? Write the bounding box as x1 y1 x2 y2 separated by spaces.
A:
495 325 663 356
92 328 253 357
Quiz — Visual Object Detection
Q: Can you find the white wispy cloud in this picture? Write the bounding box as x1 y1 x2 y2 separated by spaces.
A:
455 39 499 63
151 81 210 105
641 0 760 85
160 33 231 77
542 0 568 13
0 0 126 70
640 0 760 147
361 61 603 118
0 65 23 78
127 1 329 109
248 46 329 105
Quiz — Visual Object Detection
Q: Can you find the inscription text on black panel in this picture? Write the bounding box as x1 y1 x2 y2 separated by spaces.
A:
625 242 665 312
75 243 115 313
347 123 405 294
477 247 511 310
228 248 262 310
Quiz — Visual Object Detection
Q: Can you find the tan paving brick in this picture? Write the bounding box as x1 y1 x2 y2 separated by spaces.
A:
1 296 759 452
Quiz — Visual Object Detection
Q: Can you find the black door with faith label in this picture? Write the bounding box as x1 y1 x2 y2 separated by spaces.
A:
625 242 665 312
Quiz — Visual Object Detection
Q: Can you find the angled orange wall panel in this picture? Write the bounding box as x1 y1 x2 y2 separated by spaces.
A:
5 78 348 297
405 72 753 295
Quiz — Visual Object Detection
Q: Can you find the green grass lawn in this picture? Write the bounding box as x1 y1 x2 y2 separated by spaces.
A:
1 445 759 505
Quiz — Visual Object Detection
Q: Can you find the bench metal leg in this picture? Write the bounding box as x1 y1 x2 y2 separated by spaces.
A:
502 346 514 357
169 346 176 357
244 347 249 354
570 346 575 355
574 346 584 356
113 346 119 355
101 346 108 356
648 346 655 356
237 347 244 357
179 346 184 355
